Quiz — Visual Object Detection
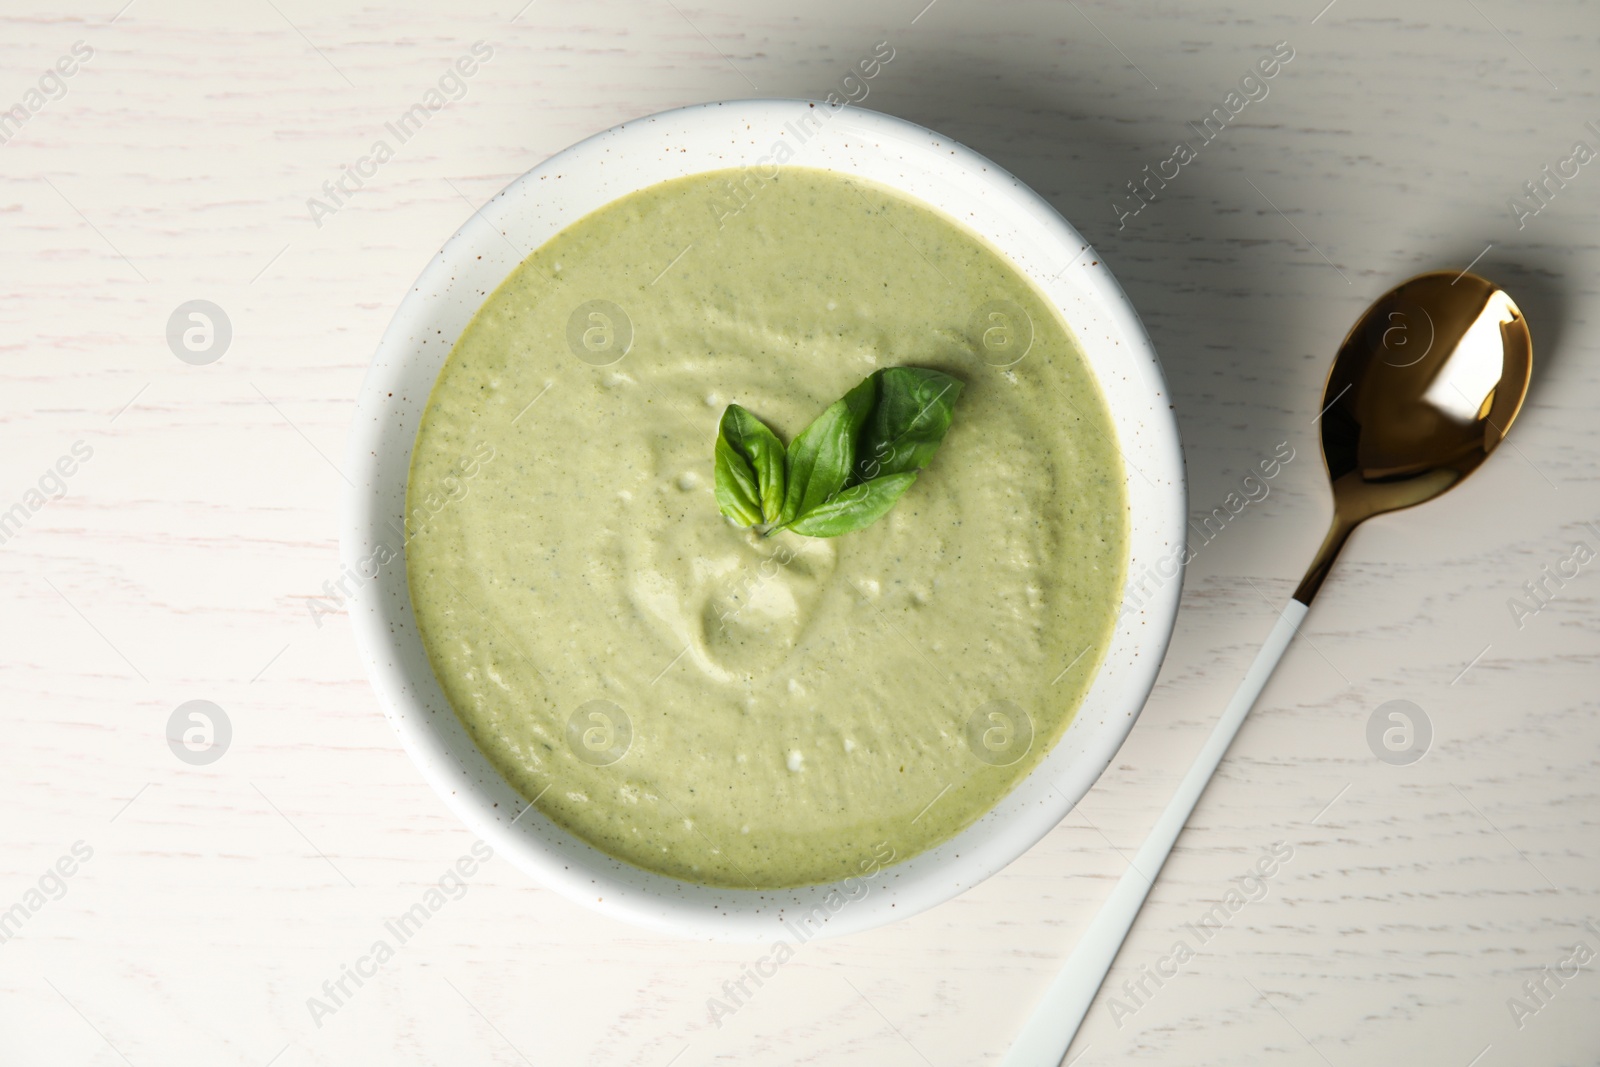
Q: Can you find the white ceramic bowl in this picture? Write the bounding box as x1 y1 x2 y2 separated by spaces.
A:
343 99 1185 941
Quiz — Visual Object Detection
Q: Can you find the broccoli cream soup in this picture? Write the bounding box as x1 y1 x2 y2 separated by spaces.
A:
407 167 1127 889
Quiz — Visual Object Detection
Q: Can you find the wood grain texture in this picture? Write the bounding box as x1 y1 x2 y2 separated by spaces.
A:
1 0 1597 1064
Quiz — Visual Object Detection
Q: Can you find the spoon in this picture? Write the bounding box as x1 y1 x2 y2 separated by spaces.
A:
1002 269 1533 1066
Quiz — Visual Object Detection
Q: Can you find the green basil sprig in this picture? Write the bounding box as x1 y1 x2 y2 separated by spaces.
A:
713 367 963 538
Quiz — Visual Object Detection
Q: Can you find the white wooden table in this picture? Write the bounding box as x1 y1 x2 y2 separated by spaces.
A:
3 1 1597 1063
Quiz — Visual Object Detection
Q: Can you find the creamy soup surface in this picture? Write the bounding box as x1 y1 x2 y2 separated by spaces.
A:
407 166 1128 888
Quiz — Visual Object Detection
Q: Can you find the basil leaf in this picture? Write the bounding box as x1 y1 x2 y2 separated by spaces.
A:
785 472 918 537
778 373 876 526
714 433 763 527
853 367 964 483
717 404 786 523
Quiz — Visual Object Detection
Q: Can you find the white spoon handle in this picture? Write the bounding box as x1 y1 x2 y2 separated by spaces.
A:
1001 600 1309 1067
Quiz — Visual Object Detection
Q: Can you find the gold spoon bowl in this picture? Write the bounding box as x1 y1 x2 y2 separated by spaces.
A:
1298 270 1533 601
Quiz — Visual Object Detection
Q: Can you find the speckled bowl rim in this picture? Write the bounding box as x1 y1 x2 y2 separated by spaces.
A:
342 99 1186 941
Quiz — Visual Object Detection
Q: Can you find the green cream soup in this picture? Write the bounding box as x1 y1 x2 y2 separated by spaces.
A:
407 167 1127 888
